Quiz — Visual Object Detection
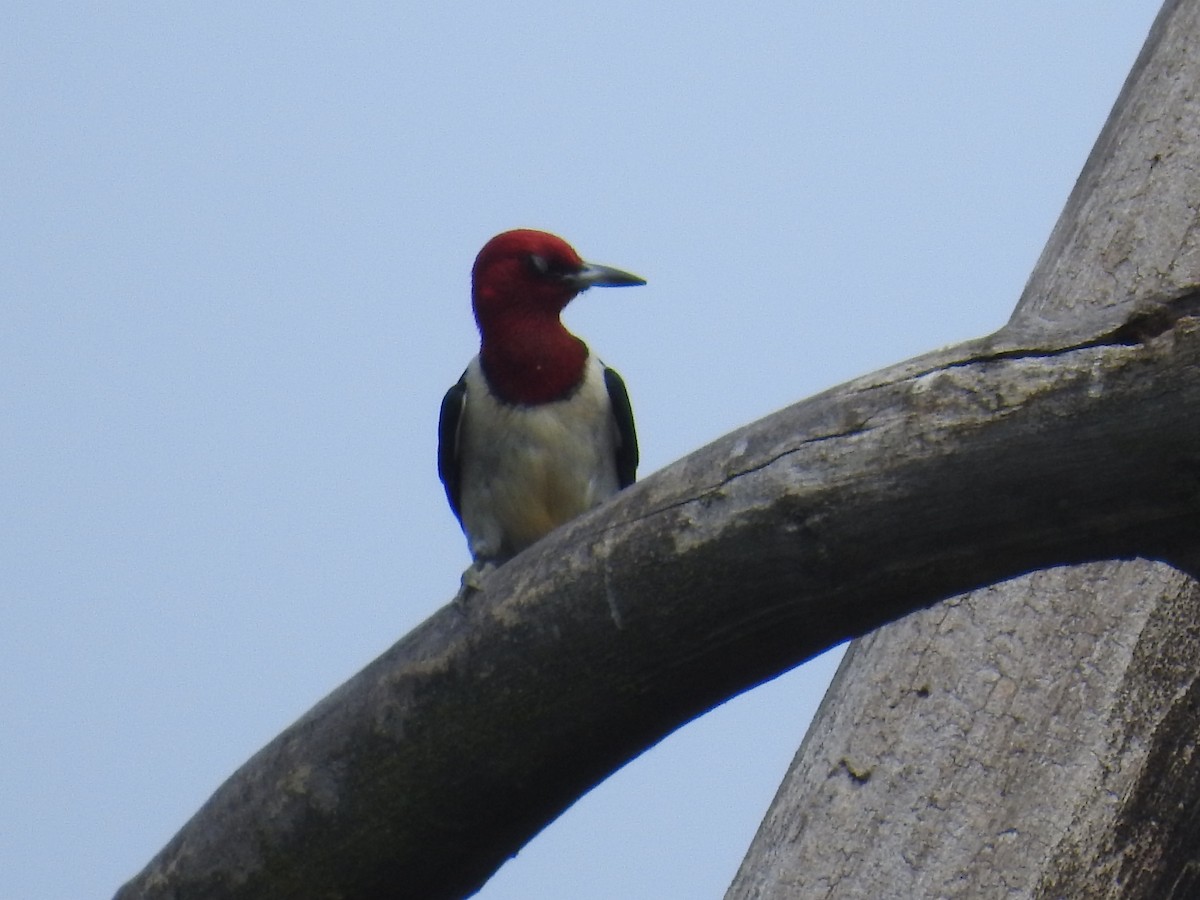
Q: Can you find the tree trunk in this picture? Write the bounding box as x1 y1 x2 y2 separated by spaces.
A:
728 2 1200 897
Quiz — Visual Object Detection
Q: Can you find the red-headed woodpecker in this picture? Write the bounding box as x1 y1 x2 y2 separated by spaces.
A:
438 229 645 590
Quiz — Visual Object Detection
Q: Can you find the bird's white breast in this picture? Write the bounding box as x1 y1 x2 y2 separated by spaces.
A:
457 355 621 561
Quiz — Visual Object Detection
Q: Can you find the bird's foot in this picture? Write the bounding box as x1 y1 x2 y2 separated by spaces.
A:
454 560 497 606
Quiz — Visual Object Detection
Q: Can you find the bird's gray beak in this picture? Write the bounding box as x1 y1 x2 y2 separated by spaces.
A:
572 261 647 289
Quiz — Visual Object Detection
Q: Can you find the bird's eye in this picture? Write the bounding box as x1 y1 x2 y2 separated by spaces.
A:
527 254 550 277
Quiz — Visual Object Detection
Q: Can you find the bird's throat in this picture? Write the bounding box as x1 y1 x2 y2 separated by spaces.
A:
480 323 588 406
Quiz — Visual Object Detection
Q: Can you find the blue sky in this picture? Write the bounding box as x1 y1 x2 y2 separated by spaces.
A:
1 4 1162 898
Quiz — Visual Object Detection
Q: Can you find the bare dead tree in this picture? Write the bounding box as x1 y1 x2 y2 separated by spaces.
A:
729 2 1200 897
115 2 1200 898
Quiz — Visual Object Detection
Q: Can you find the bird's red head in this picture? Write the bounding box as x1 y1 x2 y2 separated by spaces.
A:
470 229 644 405
472 229 586 327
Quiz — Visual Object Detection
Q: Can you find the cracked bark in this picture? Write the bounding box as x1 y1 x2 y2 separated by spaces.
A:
728 1 1200 898
115 3 1200 900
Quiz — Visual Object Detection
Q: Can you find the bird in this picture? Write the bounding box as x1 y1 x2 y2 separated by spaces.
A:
438 229 646 593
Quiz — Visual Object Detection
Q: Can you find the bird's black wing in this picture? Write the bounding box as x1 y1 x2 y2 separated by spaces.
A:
437 372 468 523
603 366 638 488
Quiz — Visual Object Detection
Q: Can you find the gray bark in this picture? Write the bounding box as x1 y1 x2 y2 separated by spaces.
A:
728 1 1200 898
114 3 1200 899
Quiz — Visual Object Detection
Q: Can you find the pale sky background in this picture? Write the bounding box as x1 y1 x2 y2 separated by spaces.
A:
2 3 1164 898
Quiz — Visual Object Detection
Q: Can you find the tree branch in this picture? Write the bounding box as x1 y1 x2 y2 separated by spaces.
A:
115 283 1200 898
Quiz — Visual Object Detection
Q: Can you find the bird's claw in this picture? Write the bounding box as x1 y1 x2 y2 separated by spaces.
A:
454 560 497 606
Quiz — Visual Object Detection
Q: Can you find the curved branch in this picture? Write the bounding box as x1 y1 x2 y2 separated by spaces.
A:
115 291 1200 900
